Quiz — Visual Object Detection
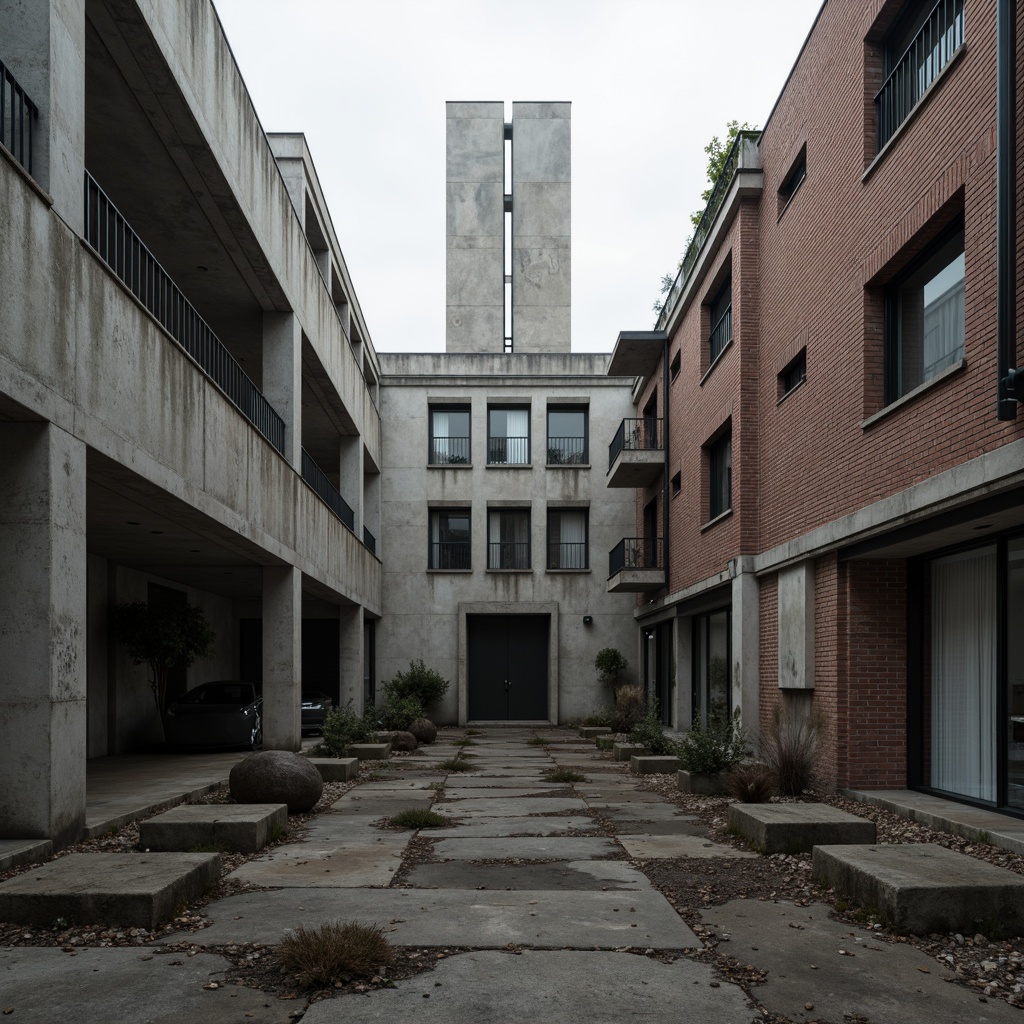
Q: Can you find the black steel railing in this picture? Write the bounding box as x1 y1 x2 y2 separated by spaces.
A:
656 130 760 331
488 541 530 570
876 0 964 150
608 417 663 470
547 541 587 570
546 436 587 465
430 436 470 464
0 59 37 176
608 537 663 578
708 306 732 363
487 436 529 465
363 526 376 555
301 449 354 530
430 541 470 570
83 171 285 453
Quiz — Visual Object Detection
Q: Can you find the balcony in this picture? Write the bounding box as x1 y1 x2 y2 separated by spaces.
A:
301 449 355 531
1 59 37 176
607 418 664 488
607 537 664 593
430 541 470 571
546 436 587 465
430 436 470 465
363 526 376 556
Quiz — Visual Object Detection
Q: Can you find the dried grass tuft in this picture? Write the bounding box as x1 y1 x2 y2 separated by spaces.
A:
279 921 393 986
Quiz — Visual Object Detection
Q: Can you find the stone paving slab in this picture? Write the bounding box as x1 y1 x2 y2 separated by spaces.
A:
352 779 436 791
612 743 648 762
427 836 620 861
728 801 876 853
405 858 652 891
191 888 701 948
434 797 588 817
579 726 612 738
705 898 1022 1024
228 843 407 887
610 819 708 837
330 793 435 816
348 742 391 760
438 816 599 838
308 757 359 782
587 802 689 819
139 803 288 853
631 755 681 775
441 786 566 799
813 843 1024 935
619 835 757 860
0 853 220 928
295 812 391 845
0 838 52 872
302 949 749 1023
0 947 290 1023
433 776 558 788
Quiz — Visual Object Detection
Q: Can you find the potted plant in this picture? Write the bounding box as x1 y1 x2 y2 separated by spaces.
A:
676 703 749 795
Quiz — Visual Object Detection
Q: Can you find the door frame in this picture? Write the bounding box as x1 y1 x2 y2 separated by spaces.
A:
457 601 559 725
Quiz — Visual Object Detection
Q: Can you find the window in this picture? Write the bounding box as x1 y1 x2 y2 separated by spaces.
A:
488 509 530 569
487 407 530 465
546 406 588 464
708 277 732 364
778 348 807 401
670 350 681 381
708 430 732 520
429 509 471 569
778 145 806 216
671 471 682 497
429 406 470 464
876 0 965 151
547 509 588 569
885 226 965 403
693 609 731 727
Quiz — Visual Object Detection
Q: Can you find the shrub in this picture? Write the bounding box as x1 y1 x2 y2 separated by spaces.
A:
582 708 614 727
725 762 775 802
544 768 586 783
612 684 646 733
383 659 450 711
760 702 823 796
595 647 628 690
628 707 678 755
279 921 393 985
386 809 450 829
370 692 423 731
676 704 749 775
321 701 373 757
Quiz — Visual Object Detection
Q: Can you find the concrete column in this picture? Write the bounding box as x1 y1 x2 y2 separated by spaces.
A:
262 312 302 469
0 422 87 844
262 565 301 750
339 435 363 533
338 604 364 714
731 559 760 748
0 0 85 230
363 468 381 554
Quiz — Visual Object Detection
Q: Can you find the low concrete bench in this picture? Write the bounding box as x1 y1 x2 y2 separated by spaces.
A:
613 742 648 762
140 804 287 854
631 755 679 775
729 802 876 854
677 770 728 795
813 842 1024 935
0 852 220 928
309 757 360 782
349 742 391 761
579 726 612 739
596 735 616 751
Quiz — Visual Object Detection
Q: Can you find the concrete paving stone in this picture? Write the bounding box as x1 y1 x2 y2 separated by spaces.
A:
454 768 553 778
813 842 1024 935
610 819 709 837
587 802 687 819
348 778 436 791
0 947 290 1023
706 898 1022 1024
228 843 407 887
0 853 220 929
677 770 728 795
139 803 288 854
434 797 588 817
728 801 877 854
631 755 681 775
427 836 620 861
348 742 391 760
612 743 648 762
308 757 359 782
330 793 435 816
596 735 616 750
0 838 52 872
439 816 600 838
579 726 612 738
192 888 701 948
295 812 391 845
584 791 667 805
437 778 564 790
441 786 567 799
619 835 757 860
403 858 651 891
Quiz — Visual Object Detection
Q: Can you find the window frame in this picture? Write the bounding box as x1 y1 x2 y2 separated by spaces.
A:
777 144 806 220
487 405 531 466
707 275 733 367
428 404 471 466
707 430 732 522
428 507 472 571
777 348 808 403
546 508 589 570
487 507 531 570
545 405 589 466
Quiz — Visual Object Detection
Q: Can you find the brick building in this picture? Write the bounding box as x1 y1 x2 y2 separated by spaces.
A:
607 0 1024 813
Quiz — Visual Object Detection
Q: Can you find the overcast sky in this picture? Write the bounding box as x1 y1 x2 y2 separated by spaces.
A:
212 0 823 354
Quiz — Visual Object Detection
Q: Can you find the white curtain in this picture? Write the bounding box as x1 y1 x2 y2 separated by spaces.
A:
432 410 449 461
505 409 529 463
559 511 586 569
489 510 529 567
931 546 996 801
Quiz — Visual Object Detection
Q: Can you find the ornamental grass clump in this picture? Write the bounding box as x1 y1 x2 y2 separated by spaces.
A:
543 768 586 784
435 757 475 772
760 702 823 796
612 684 646 734
725 762 775 803
676 704 749 775
279 921 393 986
386 809 450 830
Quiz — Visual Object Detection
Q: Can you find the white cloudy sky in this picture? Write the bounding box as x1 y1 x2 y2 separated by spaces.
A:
213 0 823 353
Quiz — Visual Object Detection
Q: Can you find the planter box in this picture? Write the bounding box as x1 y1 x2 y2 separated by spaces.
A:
677 769 728 795
349 742 391 761
596 735 616 751
613 742 649 762
308 757 360 782
579 726 612 739
630 755 680 775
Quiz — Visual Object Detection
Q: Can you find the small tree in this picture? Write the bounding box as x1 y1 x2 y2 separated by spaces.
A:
595 647 627 692
113 601 215 717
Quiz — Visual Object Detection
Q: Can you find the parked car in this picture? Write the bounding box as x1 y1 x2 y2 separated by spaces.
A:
164 680 262 750
301 692 334 734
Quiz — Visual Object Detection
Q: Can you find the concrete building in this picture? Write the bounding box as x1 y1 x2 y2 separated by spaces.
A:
608 0 1024 815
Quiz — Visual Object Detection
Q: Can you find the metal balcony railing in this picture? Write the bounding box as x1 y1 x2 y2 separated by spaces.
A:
83 171 285 454
430 541 470 570
301 449 354 530
488 541 530 570
0 59 37 176
547 541 587 570
876 0 964 150
546 436 587 465
655 131 760 331
487 436 529 465
608 537 663 578
708 306 732 363
430 436 470 464
608 417 663 471
363 526 376 555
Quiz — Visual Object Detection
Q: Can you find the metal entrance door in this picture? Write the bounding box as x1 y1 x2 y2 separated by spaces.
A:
467 615 549 721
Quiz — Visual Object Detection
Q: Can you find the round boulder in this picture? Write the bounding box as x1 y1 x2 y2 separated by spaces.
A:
229 750 324 812
407 718 437 744
391 730 419 752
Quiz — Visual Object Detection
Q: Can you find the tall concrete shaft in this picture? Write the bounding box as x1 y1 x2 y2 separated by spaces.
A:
445 101 571 354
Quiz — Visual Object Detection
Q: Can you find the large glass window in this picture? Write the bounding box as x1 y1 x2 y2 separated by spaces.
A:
708 431 732 520
429 509 471 570
546 407 587 465
1008 539 1024 808
546 509 588 569
886 227 965 403
488 509 530 569
693 609 730 727
487 407 530 465
429 406 470 465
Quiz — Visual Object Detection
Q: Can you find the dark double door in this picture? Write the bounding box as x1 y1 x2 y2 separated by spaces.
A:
467 615 549 721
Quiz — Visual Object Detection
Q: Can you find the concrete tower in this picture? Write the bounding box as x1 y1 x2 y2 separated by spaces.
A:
446 101 571 354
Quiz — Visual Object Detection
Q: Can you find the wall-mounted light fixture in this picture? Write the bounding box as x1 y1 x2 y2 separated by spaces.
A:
582 615 593 625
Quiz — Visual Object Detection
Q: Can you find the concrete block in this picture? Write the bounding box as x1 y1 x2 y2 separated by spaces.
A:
0 853 221 928
812 843 1024 935
579 727 611 739
349 743 391 761
612 743 648 762
596 735 616 751
139 804 288 854
630 755 680 776
0 839 53 872
729 802 876 854
677 770 728 796
309 757 359 782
